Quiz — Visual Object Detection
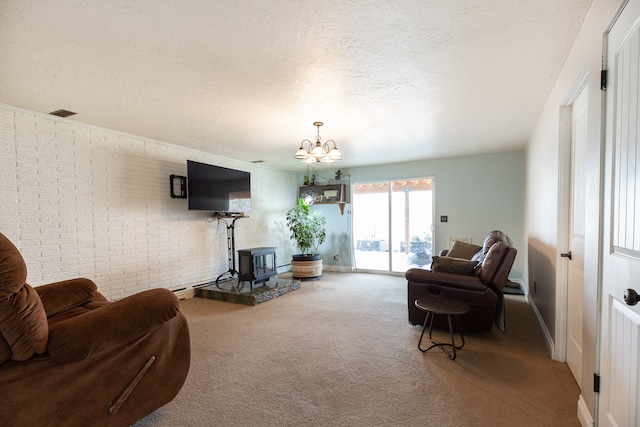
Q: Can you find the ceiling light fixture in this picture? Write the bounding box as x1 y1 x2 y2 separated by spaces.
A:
294 122 342 164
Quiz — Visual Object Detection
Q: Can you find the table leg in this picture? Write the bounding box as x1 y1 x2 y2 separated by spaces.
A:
418 312 465 360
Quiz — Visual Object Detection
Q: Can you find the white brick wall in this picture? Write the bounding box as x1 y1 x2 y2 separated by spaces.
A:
0 104 297 300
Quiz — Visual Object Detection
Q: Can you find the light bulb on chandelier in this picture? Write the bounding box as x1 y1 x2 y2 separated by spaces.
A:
294 122 342 164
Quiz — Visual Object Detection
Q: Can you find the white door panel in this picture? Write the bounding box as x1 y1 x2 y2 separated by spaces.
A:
601 299 640 427
567 85 587 386
600 1 640 425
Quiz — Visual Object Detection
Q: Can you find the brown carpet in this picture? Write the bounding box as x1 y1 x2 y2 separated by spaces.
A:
133 272 580 427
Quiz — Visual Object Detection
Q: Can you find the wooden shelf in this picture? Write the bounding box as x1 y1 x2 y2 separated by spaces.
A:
299 184 347 214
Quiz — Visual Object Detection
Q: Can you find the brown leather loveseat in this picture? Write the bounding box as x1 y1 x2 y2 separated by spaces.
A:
406 230 517 332
0 232 191 427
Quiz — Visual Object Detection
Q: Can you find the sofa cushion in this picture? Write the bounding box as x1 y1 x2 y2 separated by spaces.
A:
447 240 482 260
48 288 179 363
0 233 28 294
483 230 506 250
37 278 98 317
0 333 11 365
480 241 508 284
472 230 512 263
0 233 48 361
431 256 479 275
0 283 48 360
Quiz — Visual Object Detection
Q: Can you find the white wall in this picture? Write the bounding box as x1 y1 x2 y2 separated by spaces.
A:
316 151 525 278
524 0 622 420
0 104 297 300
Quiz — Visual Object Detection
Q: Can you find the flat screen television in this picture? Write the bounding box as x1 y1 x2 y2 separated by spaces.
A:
186 160 251 213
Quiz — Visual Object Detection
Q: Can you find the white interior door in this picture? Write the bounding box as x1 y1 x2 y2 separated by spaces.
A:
566 86 587 388
600 1 640 425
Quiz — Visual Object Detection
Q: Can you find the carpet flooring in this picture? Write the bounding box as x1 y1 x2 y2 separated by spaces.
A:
133 272 580 427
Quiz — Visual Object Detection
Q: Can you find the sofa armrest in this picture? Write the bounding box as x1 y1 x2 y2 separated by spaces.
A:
36 278 98 317
405 268 488 292
47 288 180 363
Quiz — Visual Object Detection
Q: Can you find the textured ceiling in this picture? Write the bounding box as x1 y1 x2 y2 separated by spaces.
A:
0 0 592 172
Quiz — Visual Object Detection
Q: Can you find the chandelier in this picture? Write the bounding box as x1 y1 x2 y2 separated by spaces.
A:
294 122 343 164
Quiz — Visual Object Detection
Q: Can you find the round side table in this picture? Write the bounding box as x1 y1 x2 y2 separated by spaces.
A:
415 296 471 360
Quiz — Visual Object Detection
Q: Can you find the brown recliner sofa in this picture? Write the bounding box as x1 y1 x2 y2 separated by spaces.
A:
406 230 517 332
0 232 191 427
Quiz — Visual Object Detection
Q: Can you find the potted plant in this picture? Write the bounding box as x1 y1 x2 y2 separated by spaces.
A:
286 197 326 279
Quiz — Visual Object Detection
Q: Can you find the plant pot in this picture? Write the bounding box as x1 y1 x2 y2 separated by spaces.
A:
291 254 323 280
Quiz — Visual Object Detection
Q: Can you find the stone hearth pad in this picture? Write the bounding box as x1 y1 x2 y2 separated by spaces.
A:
194 278 300 305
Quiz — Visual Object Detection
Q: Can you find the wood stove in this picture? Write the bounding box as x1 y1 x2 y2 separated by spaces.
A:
237 247 277 290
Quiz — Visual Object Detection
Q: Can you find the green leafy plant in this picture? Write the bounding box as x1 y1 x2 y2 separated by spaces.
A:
286 198 326 256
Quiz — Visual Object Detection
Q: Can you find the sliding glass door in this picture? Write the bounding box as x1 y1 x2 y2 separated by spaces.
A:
352 178 434 273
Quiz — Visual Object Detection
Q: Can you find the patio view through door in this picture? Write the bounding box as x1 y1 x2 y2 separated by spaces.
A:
352 178 434 273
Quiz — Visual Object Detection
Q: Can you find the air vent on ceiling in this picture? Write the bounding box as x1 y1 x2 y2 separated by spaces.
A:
49 109 77 118
251 160 265 163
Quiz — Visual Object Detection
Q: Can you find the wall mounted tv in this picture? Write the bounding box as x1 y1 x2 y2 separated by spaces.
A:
186 160 251 213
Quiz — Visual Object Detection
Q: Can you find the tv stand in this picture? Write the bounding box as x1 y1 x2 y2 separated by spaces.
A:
213 216 243 284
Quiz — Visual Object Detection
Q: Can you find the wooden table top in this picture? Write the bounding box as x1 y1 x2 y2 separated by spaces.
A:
414 296 471 316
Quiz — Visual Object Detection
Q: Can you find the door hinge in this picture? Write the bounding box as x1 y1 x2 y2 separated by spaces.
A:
601 70 608 90
594 373 601 393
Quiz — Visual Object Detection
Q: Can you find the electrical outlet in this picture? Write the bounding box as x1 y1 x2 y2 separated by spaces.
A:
440 215 448 222
333 253 339 261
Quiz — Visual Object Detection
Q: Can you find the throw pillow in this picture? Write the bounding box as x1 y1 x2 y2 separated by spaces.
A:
431 256 479 275
447 240 482 260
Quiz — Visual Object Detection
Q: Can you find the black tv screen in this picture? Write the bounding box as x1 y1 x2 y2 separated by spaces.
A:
187 160 251 213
